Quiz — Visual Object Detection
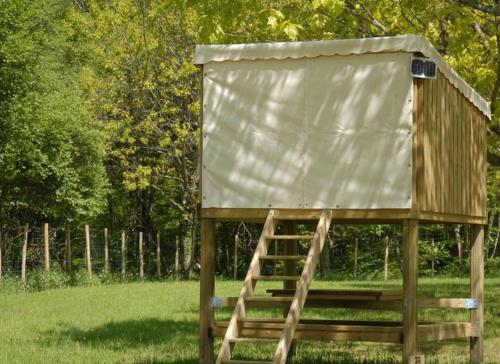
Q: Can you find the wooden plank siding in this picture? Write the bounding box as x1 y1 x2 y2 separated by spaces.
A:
418 71 487 218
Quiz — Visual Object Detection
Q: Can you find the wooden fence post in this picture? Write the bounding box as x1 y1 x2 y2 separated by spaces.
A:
384 235 389 280
85 224 92 278
22 224 28 282
156 232 161 279
66 225 72 273
175 235 180 280
121 230 126 279
354 237 359 279
104 227 109 273
139 231 144 281
233 233 238 279
44 222 50 271
431 238 435 277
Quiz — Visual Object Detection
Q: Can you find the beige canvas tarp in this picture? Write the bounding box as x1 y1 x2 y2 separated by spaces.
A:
202 52 413 209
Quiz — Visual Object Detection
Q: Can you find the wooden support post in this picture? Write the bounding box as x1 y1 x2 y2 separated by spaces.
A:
384 235 389 280
175 235 180 280
470 224 484 364
22 224 28 282
43 222 50 271
284 221 297 364
121 231 126 279
156 232 161 279
199 219 215 364
85 224 92 278
104 227 109 273
139 231 144 281
66 225 72 273
353 237 358 279
403 219 419 364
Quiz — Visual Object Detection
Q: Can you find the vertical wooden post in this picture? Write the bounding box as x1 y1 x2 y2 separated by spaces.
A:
233 233 238 279
104 227 109 273
470 224 484 364
66 225 72 274
121 230 126 279
284 221 297 364
384 235 389 280
353 237 358 279
403 219 419 364
22 224 28 282
431 238 435 277
175 235 180 280
139 231 144 281
43 222 50 271
156 232 161 279
85 224 92 278
199 218 215 364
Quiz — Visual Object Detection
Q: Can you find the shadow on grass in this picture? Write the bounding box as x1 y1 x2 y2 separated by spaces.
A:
42 318 199 364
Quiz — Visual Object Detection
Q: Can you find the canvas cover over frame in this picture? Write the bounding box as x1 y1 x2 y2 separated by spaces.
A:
202 52 413 209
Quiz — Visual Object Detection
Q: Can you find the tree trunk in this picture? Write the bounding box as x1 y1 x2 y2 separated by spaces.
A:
320 238 331 278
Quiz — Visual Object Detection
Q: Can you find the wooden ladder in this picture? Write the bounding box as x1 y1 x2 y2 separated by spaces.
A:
216 209 333 364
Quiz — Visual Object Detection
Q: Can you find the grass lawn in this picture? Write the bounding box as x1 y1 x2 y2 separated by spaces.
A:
0 278 499 363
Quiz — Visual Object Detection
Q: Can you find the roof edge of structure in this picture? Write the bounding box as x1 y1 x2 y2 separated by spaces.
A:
195 34 491 119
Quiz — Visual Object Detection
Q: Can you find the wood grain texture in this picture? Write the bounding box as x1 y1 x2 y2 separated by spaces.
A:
470 225 484 364
419 72 487 218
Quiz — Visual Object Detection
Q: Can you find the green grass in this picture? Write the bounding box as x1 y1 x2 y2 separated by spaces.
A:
0 278 499 363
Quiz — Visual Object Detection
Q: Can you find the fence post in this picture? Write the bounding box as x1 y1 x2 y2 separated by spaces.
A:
104 227 109 273
0 227 2 280
233 233 238 279
175 235 180 280
156 232 161 279
354 237 358 279
384 235 389 280
85 224 92 278
121 230 126 279
66 225 72 273
22 224 28 282
44 222 50 271
139 231 144 281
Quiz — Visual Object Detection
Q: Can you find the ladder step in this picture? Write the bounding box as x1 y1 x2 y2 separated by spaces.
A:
252 275 300 281
265 235 314 240
259 255 306 261
222 361 273 364
228 337 278 344
246 296 292 304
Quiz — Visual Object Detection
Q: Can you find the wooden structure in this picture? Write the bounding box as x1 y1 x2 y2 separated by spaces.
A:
195 35 489 364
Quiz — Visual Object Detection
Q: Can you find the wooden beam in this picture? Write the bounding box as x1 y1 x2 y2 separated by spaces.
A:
199 218 216 364
470 224 484 364
418 322 475 342
417 298 479 309
283 221 297 364
402 219 419 364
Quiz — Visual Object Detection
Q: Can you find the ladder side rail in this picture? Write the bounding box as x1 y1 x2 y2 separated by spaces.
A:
216 209 278 364
273 209 333 364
